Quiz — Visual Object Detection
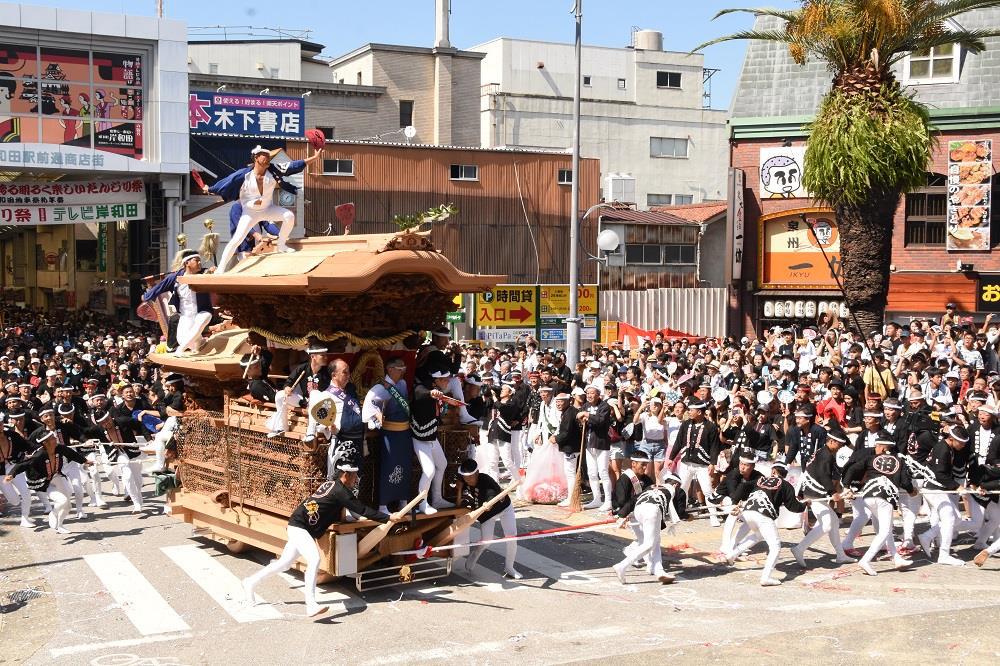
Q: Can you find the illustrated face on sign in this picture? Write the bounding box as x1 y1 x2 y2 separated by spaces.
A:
811 219 834 247
761 155 801 198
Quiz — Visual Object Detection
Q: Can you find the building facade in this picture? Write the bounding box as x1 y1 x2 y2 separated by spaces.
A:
474 31 729 209
0 2 188 315
728 10 1000 335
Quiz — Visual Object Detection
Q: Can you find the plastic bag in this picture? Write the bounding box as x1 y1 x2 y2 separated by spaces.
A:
522 442 567 504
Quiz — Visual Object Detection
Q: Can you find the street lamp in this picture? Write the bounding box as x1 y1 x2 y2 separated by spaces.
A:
567 200 616 363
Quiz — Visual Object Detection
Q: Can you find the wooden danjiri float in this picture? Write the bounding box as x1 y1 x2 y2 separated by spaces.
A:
146 229 503 590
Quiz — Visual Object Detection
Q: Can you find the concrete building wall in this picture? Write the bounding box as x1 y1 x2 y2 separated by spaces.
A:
475 37 728 207
189 42 304 81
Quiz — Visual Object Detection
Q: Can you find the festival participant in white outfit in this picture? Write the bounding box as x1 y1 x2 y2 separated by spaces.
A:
5 429 91 534
720 462 806 586
241 460 397 618
410 370 458 514
791 425 856 566
612 473 687 585
92 409 144 513
141 249 214 355
267 343 331 439
578 386 613 511
917 425 970 566
840 434 914 576
0 417 33 527
668 399 722 526
457 459 522 579
206 145 324 274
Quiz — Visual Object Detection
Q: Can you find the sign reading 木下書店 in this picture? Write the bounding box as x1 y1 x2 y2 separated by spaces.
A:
758 209 841 289
946 139 992 251
189 92 305 140
977 276 1000 313
0 177 146 224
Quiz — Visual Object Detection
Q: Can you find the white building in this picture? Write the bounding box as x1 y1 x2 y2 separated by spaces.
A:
473 31 729 208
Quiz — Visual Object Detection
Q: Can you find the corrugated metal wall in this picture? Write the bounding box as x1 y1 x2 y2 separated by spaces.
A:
288 142 601 284
600 288 728 337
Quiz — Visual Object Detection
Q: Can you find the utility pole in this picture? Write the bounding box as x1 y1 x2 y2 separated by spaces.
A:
566 0 583 365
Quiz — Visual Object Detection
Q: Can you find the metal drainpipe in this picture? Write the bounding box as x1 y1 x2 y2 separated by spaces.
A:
695 223 706 286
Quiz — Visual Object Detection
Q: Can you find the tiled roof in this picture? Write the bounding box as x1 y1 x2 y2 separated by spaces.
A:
731 9 1000 119
598 209 698 225
651 201 727 223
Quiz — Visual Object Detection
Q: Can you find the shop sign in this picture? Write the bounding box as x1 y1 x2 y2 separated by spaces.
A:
946 139 992 251
758 146 809 199
758 208 841 289
189 92 305 139
729 167 746 281
475 286 537 327
977 275 1000 313
0 177 145 225
477 327 535 343
539 284 597 323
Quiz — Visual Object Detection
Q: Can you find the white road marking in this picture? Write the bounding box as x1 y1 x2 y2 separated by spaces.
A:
161 545 282 622
82 552 190 636
275 570 366 610
768 598 885 612
465 524 599 586
49 632 193 658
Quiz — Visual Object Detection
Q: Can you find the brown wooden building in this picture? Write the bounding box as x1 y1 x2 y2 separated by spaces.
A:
285 141 601 284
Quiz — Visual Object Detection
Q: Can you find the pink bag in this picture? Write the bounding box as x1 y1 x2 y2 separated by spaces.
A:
522 442 568 504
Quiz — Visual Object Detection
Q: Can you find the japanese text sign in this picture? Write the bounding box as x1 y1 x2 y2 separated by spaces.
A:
476 286 537 327
189 92 305 139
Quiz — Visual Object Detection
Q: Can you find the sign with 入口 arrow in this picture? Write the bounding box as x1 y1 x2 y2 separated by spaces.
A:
475 286 537 327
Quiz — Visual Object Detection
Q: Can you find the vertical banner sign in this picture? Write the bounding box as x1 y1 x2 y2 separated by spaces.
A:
946 139 992 251
728 168 745 281
97 222 107 273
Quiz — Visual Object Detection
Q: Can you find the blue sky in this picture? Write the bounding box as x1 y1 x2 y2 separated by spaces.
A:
22 0 799 109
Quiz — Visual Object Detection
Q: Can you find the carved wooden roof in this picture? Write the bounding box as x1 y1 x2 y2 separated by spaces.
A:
180 231 504 296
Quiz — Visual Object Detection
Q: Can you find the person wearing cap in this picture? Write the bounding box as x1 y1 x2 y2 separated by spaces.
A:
416 327 479 425
0 416 35 527
205 143 323 273
142 249 215 355
791 426 855 567
267 342 330 439
6 424 91 534
840 433 915 575
361 357 413 514
455 458 522 579
668 398 722 526
410 368 459 514
91 408 144 513
241 460 398 618
719 460 806 586
611 450 655 553
577 385 613 511
914 425 969 566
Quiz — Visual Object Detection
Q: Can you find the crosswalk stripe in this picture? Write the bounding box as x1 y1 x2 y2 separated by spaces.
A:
83 552 191 636
468 526 601 586
161 545 283 622
275 571 367 610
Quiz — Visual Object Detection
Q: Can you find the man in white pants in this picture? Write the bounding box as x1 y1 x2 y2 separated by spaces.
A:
792 426 855 566
457 459 522 579
410 370 457 514
0 425 33 527
613 475 686 585
721 462 806 586
93 410 144 513
141 250 214 355
5 430 92 534
668 399 722 526
204 145 324 274
268 344 330 439
918 425 970 566
242 461 397 618
578 386 613 511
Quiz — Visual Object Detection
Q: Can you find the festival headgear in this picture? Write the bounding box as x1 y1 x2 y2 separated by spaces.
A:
305 343 328 355
663 472 682 484
430 370 452 379
571 387 585 396
875 434 895 447
863 410 882 418
57 403 75 416
949 425 970 443
979 403 998 416
771 461 788 477
239 354 260 368
37 404 54 416
92 410 111 424
35 430 56 443
537 385 553 393
465 373 484 386
336 461 360 473
165 373 184 386
826 427 849 444
687 399 708 410
250 145 270 157
907 390 925 401
179 248 200 262
738 455 756 464
458 459 479 476
883 398 902 411
555 393 571 400
630 450 651 462
432 326 451 338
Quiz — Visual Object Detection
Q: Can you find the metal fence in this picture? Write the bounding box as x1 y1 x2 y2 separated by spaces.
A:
599 288 728 337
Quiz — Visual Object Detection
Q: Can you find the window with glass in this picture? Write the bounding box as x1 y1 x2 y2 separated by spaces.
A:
904 43 959 83
557 168 572 185
904 175 947 246
656 71 682 88
0 44 144 159
322 158 354 176
450 164 478 181
650 137 689 158
647 193 672 206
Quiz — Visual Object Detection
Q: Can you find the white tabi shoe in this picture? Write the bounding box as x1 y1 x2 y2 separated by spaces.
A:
937 554 965 567
55 526 70 535
892 555 913 569
277 245 297 254
503 567 523 580
266 430 283 439
760 577 782 587
582 498 602 510
835 554 858 564
241 579 257 605
918 532 934 559
556 498 571 507
597 502 612 512
419 502 438 515
74 510 86 520
431 499 456 510
612 562 627 585
790 544 807 568
305 604 329 618
859 561 877 576
19 518 34 528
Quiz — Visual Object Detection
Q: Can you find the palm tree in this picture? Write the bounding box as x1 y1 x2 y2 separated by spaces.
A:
697 0 1000 333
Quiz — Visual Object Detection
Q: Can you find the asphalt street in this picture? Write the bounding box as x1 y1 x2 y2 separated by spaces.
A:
2 473 999 665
